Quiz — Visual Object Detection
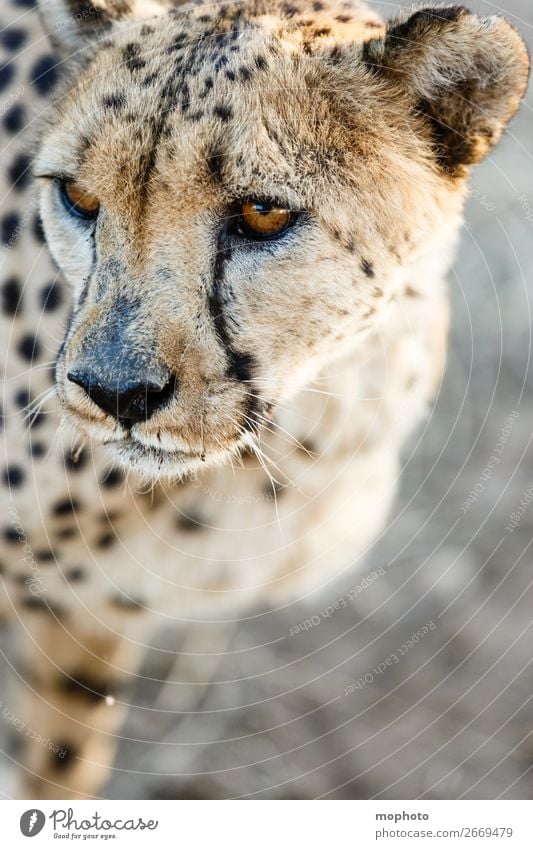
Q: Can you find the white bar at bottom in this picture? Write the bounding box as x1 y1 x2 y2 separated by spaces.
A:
1 799 532 847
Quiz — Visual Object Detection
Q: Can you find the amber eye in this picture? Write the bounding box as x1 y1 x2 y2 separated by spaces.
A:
238 201 293 239
60 181 100 220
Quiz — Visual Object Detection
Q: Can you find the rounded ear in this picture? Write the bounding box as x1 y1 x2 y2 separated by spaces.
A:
363 5 530 177
40 0 171 56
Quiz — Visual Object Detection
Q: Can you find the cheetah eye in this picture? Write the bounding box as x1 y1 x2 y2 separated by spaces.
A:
237 201 294 240
60 180 100 221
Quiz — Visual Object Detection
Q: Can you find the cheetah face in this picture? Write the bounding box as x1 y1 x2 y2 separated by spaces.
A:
36 0 528 479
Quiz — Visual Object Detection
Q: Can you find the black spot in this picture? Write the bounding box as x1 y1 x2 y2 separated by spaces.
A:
52 498 81 517
142 72 159 87
2 277 22 316
255 55 267 71
225 70 236 81
12 0 36 6
33 213 46 244
29 442 46 457
40 281 63 312
336 14 352 22
51 743 78 770
17 333 41 362
299 438 318 455
327 45 344 66
28 407 45 429
21 596 64 617
97 532 116 549
3 104 25 134
123 42 146 72
214 56 229 71
35 549 55 562
176 511 205 531
15 388 31 409
2 212 21 247
30 54 59 97
283 4 299 17
103 92 125 110
64 448 87 471
55 527 77 540
262 479 287 498
59 671 107 702
312 1 324 10
64 567 86 582
101 467 124 488
361 259 375 278
20 596 46 611
4 527 21 544
239 66 252 82
8 153 31 191
3 465 24 487
165 33 187 53
213 104 232 122
0 63 15 93
1 28 27 50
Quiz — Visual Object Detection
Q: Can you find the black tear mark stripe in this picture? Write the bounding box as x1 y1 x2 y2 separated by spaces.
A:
208 239 255 381
208 236 259 432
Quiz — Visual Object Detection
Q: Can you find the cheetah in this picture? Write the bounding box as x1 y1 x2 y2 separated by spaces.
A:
0 0 528 799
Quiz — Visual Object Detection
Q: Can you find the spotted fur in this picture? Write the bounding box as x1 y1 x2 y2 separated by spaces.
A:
0 0 528 798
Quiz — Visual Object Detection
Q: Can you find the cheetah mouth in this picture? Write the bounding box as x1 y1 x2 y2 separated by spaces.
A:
109 439 200 469
105 436 241 479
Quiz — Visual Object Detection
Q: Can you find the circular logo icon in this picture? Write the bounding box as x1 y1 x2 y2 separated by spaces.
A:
20 809 46 837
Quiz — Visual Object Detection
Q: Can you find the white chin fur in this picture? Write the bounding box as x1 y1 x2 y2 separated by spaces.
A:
110 442 204 481
108 437 250 482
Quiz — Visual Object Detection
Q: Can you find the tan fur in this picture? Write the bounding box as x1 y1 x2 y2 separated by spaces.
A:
0 0 528 798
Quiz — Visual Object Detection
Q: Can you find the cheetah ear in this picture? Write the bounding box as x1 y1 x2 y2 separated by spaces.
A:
40 0 171 55
364 5 530 177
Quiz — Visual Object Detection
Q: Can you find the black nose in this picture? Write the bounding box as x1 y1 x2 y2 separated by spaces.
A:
67 368 177 425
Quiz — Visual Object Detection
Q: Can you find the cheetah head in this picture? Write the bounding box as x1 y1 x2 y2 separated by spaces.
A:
36 0 529 479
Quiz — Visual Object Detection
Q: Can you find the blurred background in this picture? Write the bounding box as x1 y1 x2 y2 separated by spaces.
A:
2 0 533 799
